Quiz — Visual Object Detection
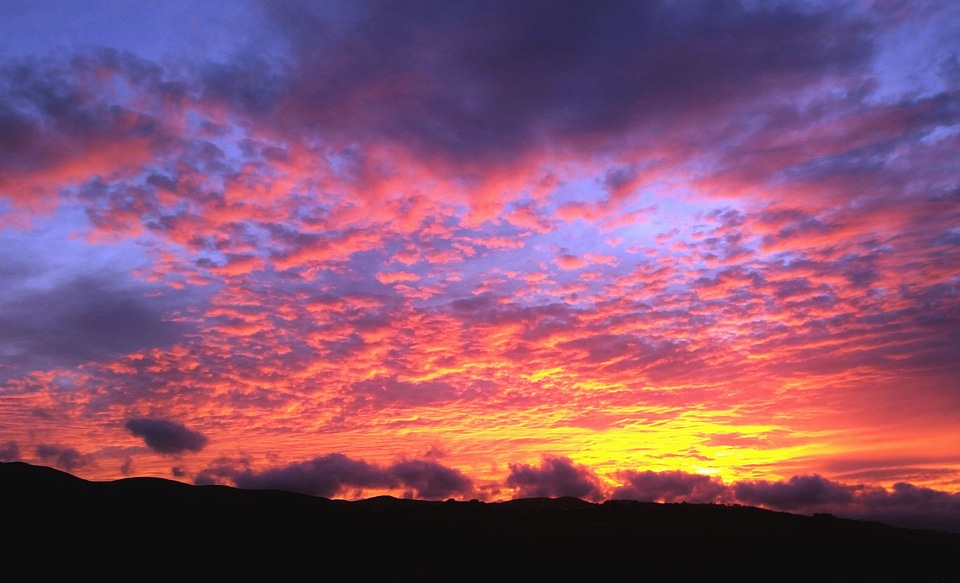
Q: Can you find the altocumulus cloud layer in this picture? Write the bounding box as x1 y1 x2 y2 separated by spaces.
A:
0 0 959 532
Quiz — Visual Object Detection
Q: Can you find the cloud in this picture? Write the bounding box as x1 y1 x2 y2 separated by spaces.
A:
606 470 960 533
728 475 960 533
612 470 730 504
225 454 391 497
35 444 91 472
0 251 195 379
555 254 588 271
506 455 603 501
248 0 875 179
125 418 208 454
196 453 474 500
0 2 958 536
390 459 474 499
199 460 960 531
0 50 170 206
348 376 460 410
856 482 960 533
734 474 858 511
0 441 19 462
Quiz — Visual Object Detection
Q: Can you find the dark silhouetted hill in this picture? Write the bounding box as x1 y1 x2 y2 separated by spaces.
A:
3 462 958 581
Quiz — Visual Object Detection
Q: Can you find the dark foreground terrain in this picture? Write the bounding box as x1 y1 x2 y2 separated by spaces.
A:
3 462 958 581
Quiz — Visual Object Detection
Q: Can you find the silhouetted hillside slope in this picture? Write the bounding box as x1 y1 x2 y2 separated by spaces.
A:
3 462 958 581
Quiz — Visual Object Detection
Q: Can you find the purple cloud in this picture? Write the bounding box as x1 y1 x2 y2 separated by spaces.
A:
734 474 858 510
506 455 603 501
390 459 474 500
226 454 389 497
612 470 730 503
245 0 875 176
0 441 19 462
35 444 91 472
851 482 960 533
610 471 960 533
196 453 474 500
0 249 195 380
126 418 208 454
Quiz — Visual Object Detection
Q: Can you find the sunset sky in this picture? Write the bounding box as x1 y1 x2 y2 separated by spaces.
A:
1 0 959 530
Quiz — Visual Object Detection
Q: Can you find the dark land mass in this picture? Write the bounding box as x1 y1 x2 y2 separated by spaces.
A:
3 462 958 581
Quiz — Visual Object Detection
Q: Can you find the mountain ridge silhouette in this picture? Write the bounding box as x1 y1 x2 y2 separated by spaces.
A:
3 461 958 581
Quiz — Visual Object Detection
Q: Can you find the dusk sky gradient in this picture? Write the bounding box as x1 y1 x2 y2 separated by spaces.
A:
1 0 959 531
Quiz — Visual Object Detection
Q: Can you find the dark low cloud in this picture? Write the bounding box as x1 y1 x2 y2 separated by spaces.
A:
612 470 730 503
196 453 474 500
186 455 960 532
225 454 390 497
391 459 474 499
0 440 19 462
125 418 208 454
506 455 603 501
610 470 960 534
856 482 960 533
730 475 960 534
734 474 858 510
35 444 91 472
613 471 858 512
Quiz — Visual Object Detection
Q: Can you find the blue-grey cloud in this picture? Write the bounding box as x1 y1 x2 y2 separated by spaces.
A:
0 440 19 462
126 418 208 454
734 474 857 510
195 453 474 499
35 444 91 472
0 244 197 380
192 0 878 177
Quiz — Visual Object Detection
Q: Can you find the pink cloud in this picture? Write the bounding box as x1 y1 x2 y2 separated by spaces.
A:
375 271 421 285
555 254 588 271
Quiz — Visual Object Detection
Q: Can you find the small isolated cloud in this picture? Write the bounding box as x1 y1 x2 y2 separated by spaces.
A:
35 444 91 471
375 271 421 285
613 470 731 503
0 440 20 462
506 455 603 501
125 418 208 454
555 253 588 271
